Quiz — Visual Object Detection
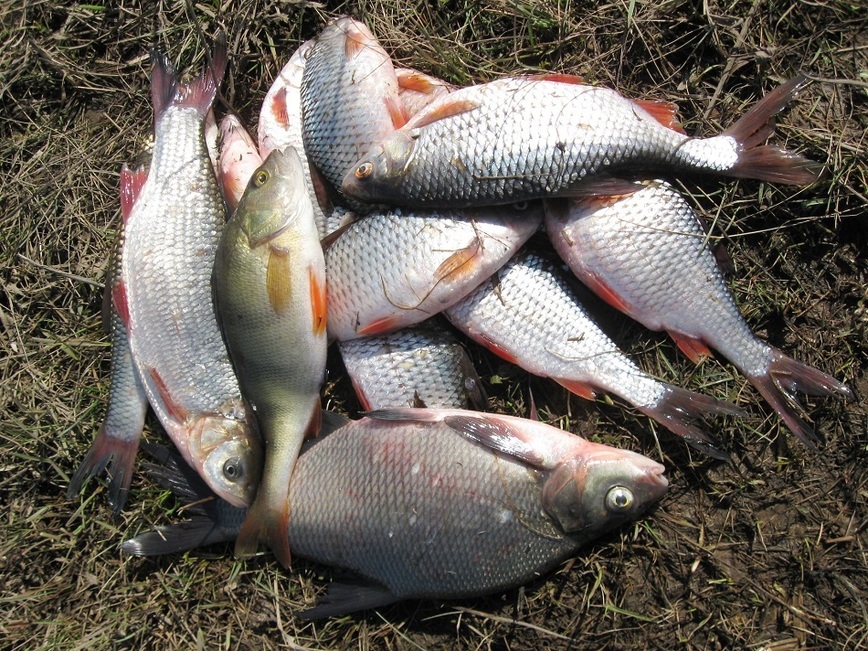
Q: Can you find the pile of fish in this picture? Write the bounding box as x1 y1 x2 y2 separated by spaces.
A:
67 18 851 618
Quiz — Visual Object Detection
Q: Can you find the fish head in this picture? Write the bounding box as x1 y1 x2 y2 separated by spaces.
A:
542 442 668 536
188 410 264 508
237 147 309 248
341 131 417 203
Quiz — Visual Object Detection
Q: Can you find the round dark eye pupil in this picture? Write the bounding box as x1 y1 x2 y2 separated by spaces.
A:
223 458 241 480
614 493 627 506
256 171 268 185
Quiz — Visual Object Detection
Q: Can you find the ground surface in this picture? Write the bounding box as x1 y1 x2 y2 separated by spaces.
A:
1 1 866 649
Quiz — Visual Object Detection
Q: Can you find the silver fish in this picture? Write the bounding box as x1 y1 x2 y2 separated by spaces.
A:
338 320 485 410
67 163 150 514
545 180 852 445
300 17 405 211
325 204 542 342
213 147 328 567
120 38 263 507
445 249 743 458
123 408 668 618
342 75 821 208
217 114 262 212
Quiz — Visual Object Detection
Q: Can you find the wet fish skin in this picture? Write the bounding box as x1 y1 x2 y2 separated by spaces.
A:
338 320 485 410
300 17 405 211
258 40 340 237
445 249 742 459
218 114 263 212
326 203 543 342
213 146 328 568
545 180 852 445
123 409 668 618
342 75 822 208
120 38 263 508
67 164 150 514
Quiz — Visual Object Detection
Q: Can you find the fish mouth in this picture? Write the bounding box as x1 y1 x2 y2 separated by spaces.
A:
643 463 669 501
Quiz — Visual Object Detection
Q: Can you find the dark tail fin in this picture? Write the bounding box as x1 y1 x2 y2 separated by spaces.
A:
723 75 823 185
298 579 399 620
150 33 227 120
638 385 746 460
747 349 851 447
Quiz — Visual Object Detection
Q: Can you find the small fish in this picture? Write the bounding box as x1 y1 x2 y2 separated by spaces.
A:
123 409 668 618
300 17 406 211
445 249 743 458
120 37 263 507
338 320 486 410
545 180 852 446
325 203 542 342
213 147 328 568
67 163 150 514
217 114 263 212
342 75 822 208
258 40 339 237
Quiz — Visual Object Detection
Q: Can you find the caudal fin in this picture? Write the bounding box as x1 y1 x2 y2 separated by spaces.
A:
150 33 227 120
67 424 140 515
638 385 746 460
747 349 851 447
234 494 293 568
723 75 823 185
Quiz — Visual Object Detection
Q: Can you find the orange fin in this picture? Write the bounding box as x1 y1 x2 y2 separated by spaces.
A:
580 271 632 315
668 331 713 363
148 367 188 422
554 378 598 401
343 23 372 59
412 98 480 129
112 280 130 331
309 267 327 336
434 240 480 284
634 99 685 134
531 72 584 85
384 96 409 129
396 69 439 94
270 87 289 127
234 497 293 568
477 334 519 366
357 315 400 337
266 247 292 314
120 163 149 224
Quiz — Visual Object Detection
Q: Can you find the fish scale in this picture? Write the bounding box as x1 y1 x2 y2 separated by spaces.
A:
121 43 262 508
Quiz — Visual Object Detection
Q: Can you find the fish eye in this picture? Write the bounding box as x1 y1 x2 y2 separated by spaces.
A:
254 170 269 187
605 485 633 512
355 161 374 179
223 457 243 482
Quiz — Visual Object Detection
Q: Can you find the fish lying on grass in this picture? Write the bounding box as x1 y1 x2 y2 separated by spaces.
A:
325 204 542 342
67 164 150 514
445 249 744 458
123 409 668 618
301 17 406 212
342 75 822 208
120 37 263 508
213 147 328 568
338 320 486 410
217 114 263 212
545 180 852 445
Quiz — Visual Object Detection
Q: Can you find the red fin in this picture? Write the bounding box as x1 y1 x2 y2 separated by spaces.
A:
634 99 685 134
476 334 518 366
722 75 822 185
120 164 149 223
270 87 289 127
309 267 327 336
148 368 188 422
554 378 598 401
434 240 480 284
151 34 226 119
343 23 371 59
411 98 480 129
234 497 293 568
384 95 409 129
357 315 400 337
396 69 438 94
580 271 633 315
531 72 584 85
112 280 130 331
266 247 292 314
669 331 713 363
66 424 141 515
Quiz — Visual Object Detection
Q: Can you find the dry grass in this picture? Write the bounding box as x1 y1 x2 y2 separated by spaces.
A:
1 0 865 649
